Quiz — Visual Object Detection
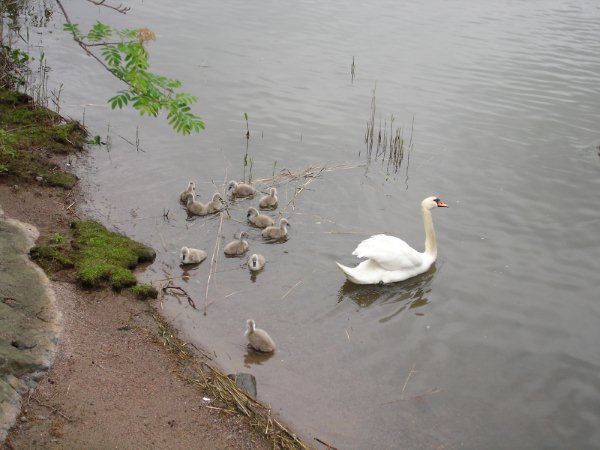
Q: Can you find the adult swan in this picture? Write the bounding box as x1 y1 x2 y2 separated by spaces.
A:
336 196 448 285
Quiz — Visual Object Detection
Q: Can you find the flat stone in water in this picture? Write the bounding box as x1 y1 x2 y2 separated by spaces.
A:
227 373 257 398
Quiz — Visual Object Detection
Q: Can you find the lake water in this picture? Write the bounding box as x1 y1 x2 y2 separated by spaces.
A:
27 0 600 448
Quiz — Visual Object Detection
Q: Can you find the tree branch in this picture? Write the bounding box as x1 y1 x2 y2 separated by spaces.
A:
86 0 130 14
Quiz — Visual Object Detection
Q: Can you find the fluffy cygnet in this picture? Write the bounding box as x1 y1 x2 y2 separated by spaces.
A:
245 319 276 353
248 253 266 271
259 187 278 209
206 193 224 214
180 181 195 203
247 207 274 228
223 231 249 256
262 218 289 240
228 180 256 197
185 193 208 216
181 246 207 264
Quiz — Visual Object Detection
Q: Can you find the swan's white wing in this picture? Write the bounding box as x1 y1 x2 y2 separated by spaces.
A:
352 234 423 271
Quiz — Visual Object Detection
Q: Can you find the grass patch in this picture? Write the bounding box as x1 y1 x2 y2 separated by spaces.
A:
129 284 159 300
73 220 156 289
0 87 86 187
30 245 75 269
30 220 156 290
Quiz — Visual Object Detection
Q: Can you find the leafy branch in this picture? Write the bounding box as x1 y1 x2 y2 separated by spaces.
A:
55 0 204 135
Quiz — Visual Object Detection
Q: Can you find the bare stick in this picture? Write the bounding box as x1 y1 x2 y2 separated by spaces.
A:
204 171 227 315
314 437 339 450
400 363 416 400
281 280 302 300
30 396 73 422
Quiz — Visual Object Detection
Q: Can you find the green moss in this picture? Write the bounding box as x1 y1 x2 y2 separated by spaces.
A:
0 87 86 186
128 283 159 300
45 170 77 189
30 245 75 268
30 220 155 290
72 220 156 289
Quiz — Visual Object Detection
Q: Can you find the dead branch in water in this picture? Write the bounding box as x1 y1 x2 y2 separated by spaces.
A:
253 161 366 186
161 281 197 310
314 437 339 450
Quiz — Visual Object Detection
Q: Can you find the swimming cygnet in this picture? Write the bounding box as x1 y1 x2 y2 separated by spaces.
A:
245 319 276 353
223 231 249 256
259 187 278 209
262 218 290 240
247 207 274 228
180 181 195 203
185 193 208 216
228 180 256 197
248 253 266 271
181 246 207 264
206 193 224 214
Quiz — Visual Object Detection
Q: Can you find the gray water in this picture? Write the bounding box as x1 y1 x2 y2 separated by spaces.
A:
30 0 600 448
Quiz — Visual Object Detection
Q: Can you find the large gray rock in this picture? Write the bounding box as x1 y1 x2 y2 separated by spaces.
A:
0 213 61 443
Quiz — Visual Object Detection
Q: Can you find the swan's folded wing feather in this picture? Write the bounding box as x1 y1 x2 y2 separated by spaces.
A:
352 234 423 271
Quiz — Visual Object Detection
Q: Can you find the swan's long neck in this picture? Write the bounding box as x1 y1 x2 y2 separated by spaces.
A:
422 206 437 259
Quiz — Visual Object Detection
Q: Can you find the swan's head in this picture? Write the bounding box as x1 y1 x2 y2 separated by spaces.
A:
247 207 258 218
188 181 195 190
270 187 277 196
250 254 259 268
280 218 290 228
239 231 249 240
246 319 255 332
422 196 448 210
181 246 189 260
212 193 222 202
228 180 238 191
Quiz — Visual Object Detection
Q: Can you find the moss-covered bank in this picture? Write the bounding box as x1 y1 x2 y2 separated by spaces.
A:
0 87 85 188
0 86 156 297
30 220 157 293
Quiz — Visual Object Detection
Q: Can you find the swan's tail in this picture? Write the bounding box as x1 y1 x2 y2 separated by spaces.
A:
336 261 361 284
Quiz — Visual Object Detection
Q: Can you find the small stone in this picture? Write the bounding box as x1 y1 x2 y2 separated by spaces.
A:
227 373 257 398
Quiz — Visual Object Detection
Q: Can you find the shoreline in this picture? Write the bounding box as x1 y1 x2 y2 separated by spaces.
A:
0 98 304 448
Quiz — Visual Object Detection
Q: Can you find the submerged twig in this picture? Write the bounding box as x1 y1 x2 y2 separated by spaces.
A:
162 281 197 310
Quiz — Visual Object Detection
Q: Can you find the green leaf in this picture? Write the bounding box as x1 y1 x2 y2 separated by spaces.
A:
63 22 82 39
86 22 113 42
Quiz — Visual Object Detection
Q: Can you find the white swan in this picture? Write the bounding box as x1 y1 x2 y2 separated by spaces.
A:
336 196 448 285
245 319 276 353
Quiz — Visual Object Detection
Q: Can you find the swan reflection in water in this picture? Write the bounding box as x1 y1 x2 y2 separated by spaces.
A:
244 348 275 367
337 263 437 313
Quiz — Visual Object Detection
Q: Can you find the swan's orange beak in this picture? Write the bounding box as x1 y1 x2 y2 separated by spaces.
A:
436 200 448 208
